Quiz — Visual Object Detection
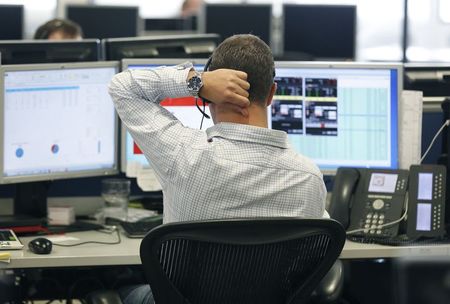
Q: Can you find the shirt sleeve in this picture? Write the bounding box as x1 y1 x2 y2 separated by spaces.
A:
108 63 201 185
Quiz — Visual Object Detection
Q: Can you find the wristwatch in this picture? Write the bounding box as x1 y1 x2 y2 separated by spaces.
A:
187 71 203 97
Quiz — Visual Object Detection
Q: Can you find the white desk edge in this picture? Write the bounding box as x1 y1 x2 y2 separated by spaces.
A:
2 230 450 269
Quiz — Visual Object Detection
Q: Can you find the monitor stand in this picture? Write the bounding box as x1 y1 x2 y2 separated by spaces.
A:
0 182 49 231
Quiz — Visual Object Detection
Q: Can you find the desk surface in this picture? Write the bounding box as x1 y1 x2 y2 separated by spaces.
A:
2 230 450 269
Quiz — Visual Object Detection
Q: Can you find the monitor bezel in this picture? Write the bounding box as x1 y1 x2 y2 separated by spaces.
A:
102 34 220 61
0 39 102 64
199 3 273 48
120 58 208 173
281 4 357 61
0 61 121 184
275 61 404 175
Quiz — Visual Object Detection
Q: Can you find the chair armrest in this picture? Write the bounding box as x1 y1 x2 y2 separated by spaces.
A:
85 290 123 304
310 260 344 303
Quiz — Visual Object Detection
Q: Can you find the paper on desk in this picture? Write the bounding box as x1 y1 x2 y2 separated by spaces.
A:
137 167 162 192
0 252 11 263
127 208 158 222
126 161 143 178
399 90 423 169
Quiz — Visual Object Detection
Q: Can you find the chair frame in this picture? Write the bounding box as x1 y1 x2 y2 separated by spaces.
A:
140 217 345 304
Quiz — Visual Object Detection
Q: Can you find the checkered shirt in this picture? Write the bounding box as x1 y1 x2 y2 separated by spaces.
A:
109 63 327 223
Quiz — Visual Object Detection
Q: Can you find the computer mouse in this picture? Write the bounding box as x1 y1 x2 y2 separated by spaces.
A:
28 237 52 254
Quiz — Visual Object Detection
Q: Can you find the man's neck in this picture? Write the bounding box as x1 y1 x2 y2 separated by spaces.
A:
214 104 268 128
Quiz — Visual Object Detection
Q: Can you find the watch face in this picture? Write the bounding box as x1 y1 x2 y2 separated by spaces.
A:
189 75 203 93
190 76 202 90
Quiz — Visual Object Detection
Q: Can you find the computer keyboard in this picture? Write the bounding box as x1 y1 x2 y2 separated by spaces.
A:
120 215 163 238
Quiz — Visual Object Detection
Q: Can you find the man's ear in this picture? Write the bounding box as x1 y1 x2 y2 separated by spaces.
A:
266 83 276 107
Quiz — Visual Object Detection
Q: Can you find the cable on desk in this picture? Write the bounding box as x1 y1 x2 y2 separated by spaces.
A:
52 227 121 247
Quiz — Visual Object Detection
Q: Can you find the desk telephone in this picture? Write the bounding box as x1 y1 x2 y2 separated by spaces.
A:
330 165 447 239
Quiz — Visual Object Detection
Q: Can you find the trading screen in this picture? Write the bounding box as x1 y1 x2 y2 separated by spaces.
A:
271 66 398 171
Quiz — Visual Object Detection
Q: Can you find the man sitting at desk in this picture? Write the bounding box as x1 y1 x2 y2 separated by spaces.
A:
109 34 326 303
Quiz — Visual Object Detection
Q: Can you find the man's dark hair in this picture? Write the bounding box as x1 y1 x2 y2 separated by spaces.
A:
34 18 83 39
209 34 275 105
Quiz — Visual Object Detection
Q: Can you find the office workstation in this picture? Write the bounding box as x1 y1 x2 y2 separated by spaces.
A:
1 1 450 303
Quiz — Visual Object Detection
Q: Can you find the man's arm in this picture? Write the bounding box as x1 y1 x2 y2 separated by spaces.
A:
108 63 249 183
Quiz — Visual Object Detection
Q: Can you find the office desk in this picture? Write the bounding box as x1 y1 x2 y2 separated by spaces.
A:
3 230 450 269
1 230 142 269
341 240 450 259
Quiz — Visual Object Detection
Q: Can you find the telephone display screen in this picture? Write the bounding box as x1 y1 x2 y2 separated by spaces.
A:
416 203 432 231
417 173 433 200
368 173 398 193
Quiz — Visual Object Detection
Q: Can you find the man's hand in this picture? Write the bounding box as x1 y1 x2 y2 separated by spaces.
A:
192 69 251 107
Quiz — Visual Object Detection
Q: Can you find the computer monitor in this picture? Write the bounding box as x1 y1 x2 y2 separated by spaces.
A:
144 18 195 31
0 5 24 40
103 34 220 61
0 40 101 64
0 61 119 184
273 62 402 174
67 5 140 39
0 61 119 222
282 4 356 60
120 58 211 175
200 3 272 46
404 63 450 97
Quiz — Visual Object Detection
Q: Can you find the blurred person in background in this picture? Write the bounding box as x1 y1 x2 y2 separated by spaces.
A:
34 18 83 40
181 0 203 17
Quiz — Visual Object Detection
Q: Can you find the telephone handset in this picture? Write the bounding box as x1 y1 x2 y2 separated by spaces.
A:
330 165 446 239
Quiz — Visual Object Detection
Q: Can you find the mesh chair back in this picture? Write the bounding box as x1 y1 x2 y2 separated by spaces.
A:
140 218 345 304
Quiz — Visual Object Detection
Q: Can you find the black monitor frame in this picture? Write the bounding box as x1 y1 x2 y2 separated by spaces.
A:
0 39 101 64
282 4 357 61
404 63 450 97
0 4 24 40
66 4 141 39
144 17 196 31
103 34 220 61
199 3 273 47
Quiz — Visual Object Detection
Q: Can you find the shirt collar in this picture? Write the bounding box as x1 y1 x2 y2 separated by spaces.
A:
206 122 289 149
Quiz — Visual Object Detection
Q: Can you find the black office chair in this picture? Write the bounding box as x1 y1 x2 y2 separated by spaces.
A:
139 217 345 304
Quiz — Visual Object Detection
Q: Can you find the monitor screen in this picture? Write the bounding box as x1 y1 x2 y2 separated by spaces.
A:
201 4 272 46
67 5 140 39
103 34 220 61
283 4 356 60
0 40 101 64
0 5 23 40
121 60 401 175
120 59 211 175
273 62 401 173
0 62 119 184
144 18 195 31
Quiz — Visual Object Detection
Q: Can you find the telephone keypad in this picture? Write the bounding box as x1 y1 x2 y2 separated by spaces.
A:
364 211 386 234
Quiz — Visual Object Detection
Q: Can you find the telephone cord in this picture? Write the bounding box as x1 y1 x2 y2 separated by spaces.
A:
420 119 450 164
346 195 409 235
